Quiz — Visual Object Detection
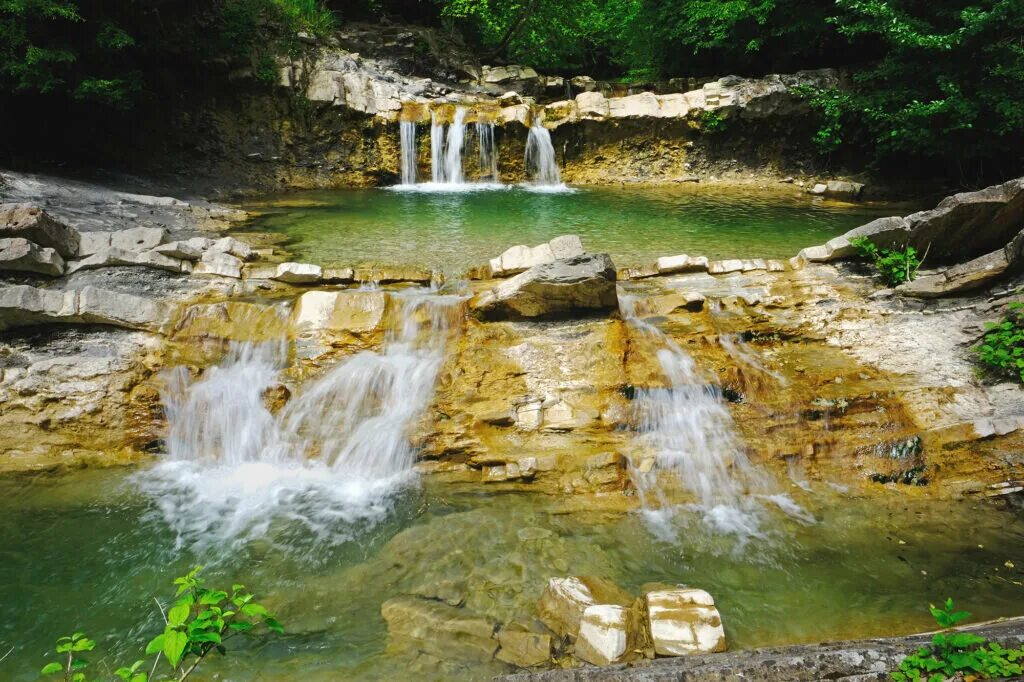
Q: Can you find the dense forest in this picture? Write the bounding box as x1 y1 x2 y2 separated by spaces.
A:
2 0 1022 183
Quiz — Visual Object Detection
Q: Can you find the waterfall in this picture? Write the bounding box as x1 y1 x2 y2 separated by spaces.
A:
525 121 562 186
428 107 467 184
475 121 499 181
139 289 463 553
400 120 417 185
620 296 797 541
430 111 445 184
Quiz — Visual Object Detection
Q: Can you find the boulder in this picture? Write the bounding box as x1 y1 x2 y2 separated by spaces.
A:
488 235 586 278
0 284 170 334
574 605 635 666
898 228 1024 298
380 596 498 662
0 238 65 276
646 588 727 656
193 251 243 278
496 629 552 668
482 64 539 84
273 262 323 284
809 183 827 195
472 254 618 320
536 576 633 639
290 290 387 337
209 236 255 261
576 91 610 119
66 247 187 274
0 204 80 257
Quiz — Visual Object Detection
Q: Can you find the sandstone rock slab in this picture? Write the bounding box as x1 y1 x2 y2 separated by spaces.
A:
273 262 323 284
0 284 170 334
381 596 498 662
489 235 585 278
646 588 727 656
496 629 552 668
67 247 187 274
575 605 633 666
536 576 633 639
193 251 243 278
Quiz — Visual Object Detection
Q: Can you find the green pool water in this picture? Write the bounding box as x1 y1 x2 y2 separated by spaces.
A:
2 468 1023 682
241 185 897 273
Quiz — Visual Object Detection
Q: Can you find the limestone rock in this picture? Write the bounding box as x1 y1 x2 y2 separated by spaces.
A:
273 262 323 284
0 284 170 334
472 254 618 320
575 605 634 666
496 629 552 668
898 228 1024 298
825 180 864 199
0 204 80 257
209 236 255 261
354 264 434 285
193 251 243 278
809 183 827 195
152 241 203 261
536 576 633 639
656 254 708 275
381 596 498 662
290 289 387 337
0 237 65 276
110 227 168 252
576 91 610 118
646 588 727 656
66 247 187 274
488 235 585 278
482 64 539 84
708 259 745 275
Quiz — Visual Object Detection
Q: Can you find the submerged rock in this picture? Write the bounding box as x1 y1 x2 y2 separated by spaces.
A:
646 588 727 656
472 254 618 320
0 237 65 276
497 629 552 668
381 596 498 662
536 576 633 640
0 204 80 257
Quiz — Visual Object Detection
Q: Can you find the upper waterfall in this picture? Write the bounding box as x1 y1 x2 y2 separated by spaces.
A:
525 121 562 186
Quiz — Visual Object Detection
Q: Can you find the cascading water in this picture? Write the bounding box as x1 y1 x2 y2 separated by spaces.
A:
475 121 499 181
400 120 417 185
525 121 562 186
620 295 808 541
428 107 468 184
430 111 446 184
138 289 463 554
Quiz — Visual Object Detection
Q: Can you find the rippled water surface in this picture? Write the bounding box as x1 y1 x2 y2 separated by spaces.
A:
2 469 1024 681
241 185 898 272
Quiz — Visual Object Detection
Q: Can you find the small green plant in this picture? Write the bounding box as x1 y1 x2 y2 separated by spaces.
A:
892 598 1024 681
695 109 729 133
849 236 923 287
974 302 1024 383
41 567 283 682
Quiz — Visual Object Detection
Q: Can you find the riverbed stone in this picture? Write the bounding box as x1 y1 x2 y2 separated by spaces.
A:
209 236 255 261
708 259 745 275
381 596 498 662
290 289 387 339
0 204 80 257
497 629 552 668
110 226 168 252
152 240 203 261
575 605 634 666
473 254 618 320
825 180 864 199
0 238 65 276
656 254 708 275
536 576 634 639
646 588 727 657
273 262 323 284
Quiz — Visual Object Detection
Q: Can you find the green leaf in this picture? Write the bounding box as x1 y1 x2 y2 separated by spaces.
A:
71 637 95 652
241 603 268 618
40 662 63 675
200 590 228 605
145 634 164 655
265 617 284 634
228 621 254 633
163 629 188 669
168 603 190 627
189 632 222 645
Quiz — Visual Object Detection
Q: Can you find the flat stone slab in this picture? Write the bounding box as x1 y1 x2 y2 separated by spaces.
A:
473 254 618 320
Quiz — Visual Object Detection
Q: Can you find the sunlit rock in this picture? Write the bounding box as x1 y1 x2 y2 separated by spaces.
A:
0 284 170 334
0 238 65 276
656 254 708 275
0 204 80 257
496 628 551 668
536 576 633 640
825 180 864 199
575 604 637 666
152 240 203 261
488 234 585 278
67 247 188 274
193 251 243 278
209 236 255 261
472 254 618 320
708 259 745 275
273 262 323 284
576 91 609 118
646 588 727 656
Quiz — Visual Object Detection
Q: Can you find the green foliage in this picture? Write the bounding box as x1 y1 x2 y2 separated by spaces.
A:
39 567 283 682
695 109 729 133
793 85 854 154
892 598 1024 681
974 302 1024 383
849 236 922 287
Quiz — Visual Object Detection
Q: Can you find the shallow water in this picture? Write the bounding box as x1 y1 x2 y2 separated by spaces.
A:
241 185 897 273
2 467 1023 681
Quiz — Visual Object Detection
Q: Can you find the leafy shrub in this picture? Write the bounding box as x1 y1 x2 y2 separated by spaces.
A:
849 236 923 287
40 567 282 682
893 598 1024 681
695 109 729 133
975 302 1024 383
